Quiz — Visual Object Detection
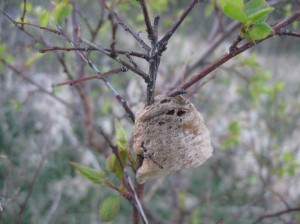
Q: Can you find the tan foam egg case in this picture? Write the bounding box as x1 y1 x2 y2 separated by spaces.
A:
134 95 213 184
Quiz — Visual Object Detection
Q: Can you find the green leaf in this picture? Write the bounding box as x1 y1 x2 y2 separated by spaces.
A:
20 2 32 14
0 44 6 57
99 195 121 222
244 0 274 23
70 162 106 184
247 22 273 40
204 3 214 18
52 2 73 23
115 120 128 151
218 0 247 23
245 0 265 15
39 10 50 27
248 7 274 23
229 121 240 136
11 100 22 110
106 154 116 172
105 149 128 178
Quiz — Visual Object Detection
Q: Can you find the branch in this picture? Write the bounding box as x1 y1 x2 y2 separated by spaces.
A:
158 0 202 52
2 59 78 113
97 128 148 224
20 0 27 30
99 0 151 52
39 46 148 59
253 207 300 224
52 20 135 122
81 39 149 81
168 10 300 96
138 0 155 43
53 67 126 87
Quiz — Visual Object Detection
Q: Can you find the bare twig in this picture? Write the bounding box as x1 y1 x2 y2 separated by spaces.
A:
20 0 27 30
168 10 300 96
81 39 149 81
15 147 49 224
138 0 155 43
253 206 300 224
99 0 151 52
52 20 135 122
39 46 147 58
53 67 125 87
1 59 77 113
158 0 202 52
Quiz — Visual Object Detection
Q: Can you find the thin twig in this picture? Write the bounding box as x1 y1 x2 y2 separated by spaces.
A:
99 0 151 52
2 59 78 113
158 0 202 52
97 128 149 224
168 10 300 96
81 39 149 81
253 206 300 224
138 0 155 43
39 46 148 58
20 0 27 30
53 67 126 87
52 20 135 122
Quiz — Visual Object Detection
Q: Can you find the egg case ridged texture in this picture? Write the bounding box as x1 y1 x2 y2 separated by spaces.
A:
134 95 213 184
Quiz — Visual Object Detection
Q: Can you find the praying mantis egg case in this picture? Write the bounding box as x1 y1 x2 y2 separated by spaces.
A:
133 95 213 184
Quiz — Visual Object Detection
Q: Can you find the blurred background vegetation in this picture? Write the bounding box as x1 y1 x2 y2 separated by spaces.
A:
1 0 300 223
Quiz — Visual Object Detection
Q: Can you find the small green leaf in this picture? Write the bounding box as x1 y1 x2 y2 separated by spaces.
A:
11 100 22 110
106 154 117 172
204 3 214 18
247 7 274 23
115 120 129 151
39 10 50 26
245 0 265 15
70 162 106 184
218 0 247 23
247 22 273 40
0 44 6 57
99 195 121 222
20 2 32 14
228 121 240 136
105 149 128 178
52 2 73 23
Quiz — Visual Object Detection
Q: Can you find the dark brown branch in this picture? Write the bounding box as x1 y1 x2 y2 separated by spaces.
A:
53 67 125 87
253 207 300 224
138 0 155 43
39 46 148 59
279 29 300 37
158 0 202 52
20 0 27 30
99 0 151 52
80 39 149 81
168 10 300 97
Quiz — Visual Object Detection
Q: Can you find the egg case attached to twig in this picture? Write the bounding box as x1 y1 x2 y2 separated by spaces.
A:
134 95 213 184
